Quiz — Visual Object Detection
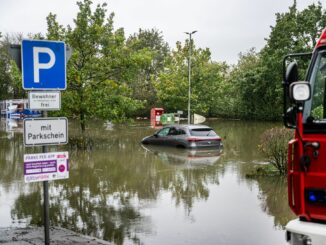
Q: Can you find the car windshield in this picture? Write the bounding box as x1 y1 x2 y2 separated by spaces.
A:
190 128 217 136
303 50 326 122
157 127 170 136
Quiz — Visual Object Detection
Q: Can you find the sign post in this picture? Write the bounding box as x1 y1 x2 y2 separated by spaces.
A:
42 120 50 245
21 39 68 245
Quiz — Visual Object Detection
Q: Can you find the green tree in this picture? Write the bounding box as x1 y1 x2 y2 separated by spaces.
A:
0 39 12 100
0 33 25 100
126 28 170 114
228 49 272 120
227 2 326 120
46 0 143 132
155 41 227 117
154 41 188 112
192 55 228 117
259 127 293 175
259 1 326 120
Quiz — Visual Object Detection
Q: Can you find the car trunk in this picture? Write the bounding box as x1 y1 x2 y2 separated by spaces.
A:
188 128 221 148
188 137 221 147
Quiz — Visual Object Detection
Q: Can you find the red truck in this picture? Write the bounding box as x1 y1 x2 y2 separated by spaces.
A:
283 28 326 244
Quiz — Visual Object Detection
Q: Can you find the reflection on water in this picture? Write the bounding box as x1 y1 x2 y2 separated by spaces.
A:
255 176 295 228
0 119 23 140
0 119 294 244
141 144 222 167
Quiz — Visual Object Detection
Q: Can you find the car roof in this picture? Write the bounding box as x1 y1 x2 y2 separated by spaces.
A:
165 124 212 130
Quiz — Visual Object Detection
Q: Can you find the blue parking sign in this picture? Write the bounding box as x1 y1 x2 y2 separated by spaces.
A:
21 40 66 90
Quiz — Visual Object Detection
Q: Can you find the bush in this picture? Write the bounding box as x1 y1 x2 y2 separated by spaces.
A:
258 127 293 175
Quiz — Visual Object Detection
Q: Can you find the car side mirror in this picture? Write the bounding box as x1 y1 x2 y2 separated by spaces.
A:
154 133 158 138
285 107 296 127
285 62 299 85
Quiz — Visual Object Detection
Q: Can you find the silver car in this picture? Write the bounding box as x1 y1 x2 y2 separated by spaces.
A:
141 124 222 149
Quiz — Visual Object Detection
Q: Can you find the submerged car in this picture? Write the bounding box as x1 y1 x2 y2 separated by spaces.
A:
141 124 222 149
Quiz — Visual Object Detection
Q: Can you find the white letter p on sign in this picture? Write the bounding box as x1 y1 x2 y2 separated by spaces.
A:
33 47 56 83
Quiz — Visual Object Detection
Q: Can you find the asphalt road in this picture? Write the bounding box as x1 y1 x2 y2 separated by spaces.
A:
0 226 113 245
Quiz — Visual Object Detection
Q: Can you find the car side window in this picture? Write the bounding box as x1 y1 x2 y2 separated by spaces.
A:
157 127 170 137
176 129 186 135
168 127 178 135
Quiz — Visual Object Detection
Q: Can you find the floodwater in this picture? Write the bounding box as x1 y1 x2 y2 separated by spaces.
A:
0 119 295 245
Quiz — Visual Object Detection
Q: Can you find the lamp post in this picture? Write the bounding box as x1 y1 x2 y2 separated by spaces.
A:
185 30 197 124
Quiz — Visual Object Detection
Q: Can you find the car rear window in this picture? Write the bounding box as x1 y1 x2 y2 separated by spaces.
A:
190 128 217 136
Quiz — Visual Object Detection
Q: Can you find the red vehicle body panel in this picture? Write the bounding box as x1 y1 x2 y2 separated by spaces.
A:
287 29 326 222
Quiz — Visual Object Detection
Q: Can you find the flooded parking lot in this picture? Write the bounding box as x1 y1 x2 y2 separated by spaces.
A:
0 119 295 244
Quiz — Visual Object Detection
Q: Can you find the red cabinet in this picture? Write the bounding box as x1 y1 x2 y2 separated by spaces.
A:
150 108 164 127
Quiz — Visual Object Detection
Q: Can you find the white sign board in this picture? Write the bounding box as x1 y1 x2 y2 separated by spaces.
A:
28 91 61 110
24 151 69 183
24 117 68 146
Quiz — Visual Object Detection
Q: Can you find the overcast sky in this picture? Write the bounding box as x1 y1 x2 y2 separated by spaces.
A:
0 0 325 64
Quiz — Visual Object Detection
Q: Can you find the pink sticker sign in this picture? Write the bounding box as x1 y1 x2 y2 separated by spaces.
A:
24 152 69 183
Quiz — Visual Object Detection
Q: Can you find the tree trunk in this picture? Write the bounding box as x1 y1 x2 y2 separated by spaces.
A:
80 110 86 132
79 88 86 133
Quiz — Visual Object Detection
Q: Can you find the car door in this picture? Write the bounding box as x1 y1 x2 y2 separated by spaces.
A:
166 127 178 146
152 127 171 145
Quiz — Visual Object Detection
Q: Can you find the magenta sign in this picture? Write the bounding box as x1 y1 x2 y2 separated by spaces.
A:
24 160 57 175
24 152 69 183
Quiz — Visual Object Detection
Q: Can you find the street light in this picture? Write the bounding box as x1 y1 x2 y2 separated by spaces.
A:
185 30 197 124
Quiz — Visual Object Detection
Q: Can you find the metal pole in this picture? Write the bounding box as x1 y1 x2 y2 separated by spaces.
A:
43 180 50 245
42 111 50 245
188 34 192 124
185 31 197 124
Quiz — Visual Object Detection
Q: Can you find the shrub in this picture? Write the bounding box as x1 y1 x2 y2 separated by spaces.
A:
258 127 293 175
